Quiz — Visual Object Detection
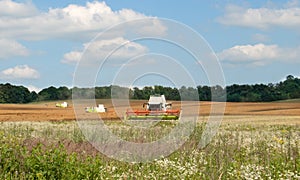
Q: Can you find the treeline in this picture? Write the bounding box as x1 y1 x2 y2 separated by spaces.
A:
0 83 38 103
1 75 300 103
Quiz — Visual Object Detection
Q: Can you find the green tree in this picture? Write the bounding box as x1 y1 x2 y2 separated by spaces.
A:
0 83 35 103
57 86 71 100
132 87 143 99
38 86 59 101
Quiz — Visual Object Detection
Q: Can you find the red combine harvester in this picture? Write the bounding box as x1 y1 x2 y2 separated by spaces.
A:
125 95 180 120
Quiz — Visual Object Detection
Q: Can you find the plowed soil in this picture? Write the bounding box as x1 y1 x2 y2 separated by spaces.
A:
1 100 300 122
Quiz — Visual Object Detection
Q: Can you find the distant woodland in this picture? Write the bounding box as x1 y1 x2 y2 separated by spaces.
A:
1 75 300 103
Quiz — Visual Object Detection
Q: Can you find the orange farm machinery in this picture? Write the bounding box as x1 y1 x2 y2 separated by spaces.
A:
125 95 180 120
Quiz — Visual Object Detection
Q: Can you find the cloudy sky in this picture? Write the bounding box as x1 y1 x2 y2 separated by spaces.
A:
0 0 300 92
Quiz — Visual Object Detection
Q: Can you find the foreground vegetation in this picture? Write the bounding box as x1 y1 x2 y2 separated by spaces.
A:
0 119 299 179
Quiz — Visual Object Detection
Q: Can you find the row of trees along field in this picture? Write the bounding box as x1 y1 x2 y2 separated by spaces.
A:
1 75 300 103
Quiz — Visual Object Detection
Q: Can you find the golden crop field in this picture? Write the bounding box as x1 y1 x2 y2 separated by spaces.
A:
1 100 300 124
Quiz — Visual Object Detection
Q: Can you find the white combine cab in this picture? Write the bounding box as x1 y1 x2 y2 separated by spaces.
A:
143 95 172 111
55 102 68 108
85 104 107 113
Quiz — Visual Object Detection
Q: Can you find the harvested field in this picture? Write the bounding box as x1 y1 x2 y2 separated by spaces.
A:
0 100 300 124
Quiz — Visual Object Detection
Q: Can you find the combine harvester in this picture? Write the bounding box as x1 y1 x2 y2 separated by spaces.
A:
55 102 68 108
125 95 181 120
85 104 107 113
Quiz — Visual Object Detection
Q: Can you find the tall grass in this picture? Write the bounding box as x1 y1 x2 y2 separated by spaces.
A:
0 120 299 179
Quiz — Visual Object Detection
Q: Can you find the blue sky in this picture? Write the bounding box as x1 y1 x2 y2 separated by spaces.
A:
0 0 300 92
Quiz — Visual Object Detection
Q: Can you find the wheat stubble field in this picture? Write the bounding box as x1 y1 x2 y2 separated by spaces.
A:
1 100 300 124
0 100 299 179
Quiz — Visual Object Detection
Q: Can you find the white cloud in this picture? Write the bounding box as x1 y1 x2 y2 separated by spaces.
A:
62 51 82 64
285 0 300 8
0 39 29 59
219 44 279 61
218 43 300 66
27 85 41 93
0 1 166 41
0 65 40 79
218 4 300 29
0 0 38 17
62 37 148 64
